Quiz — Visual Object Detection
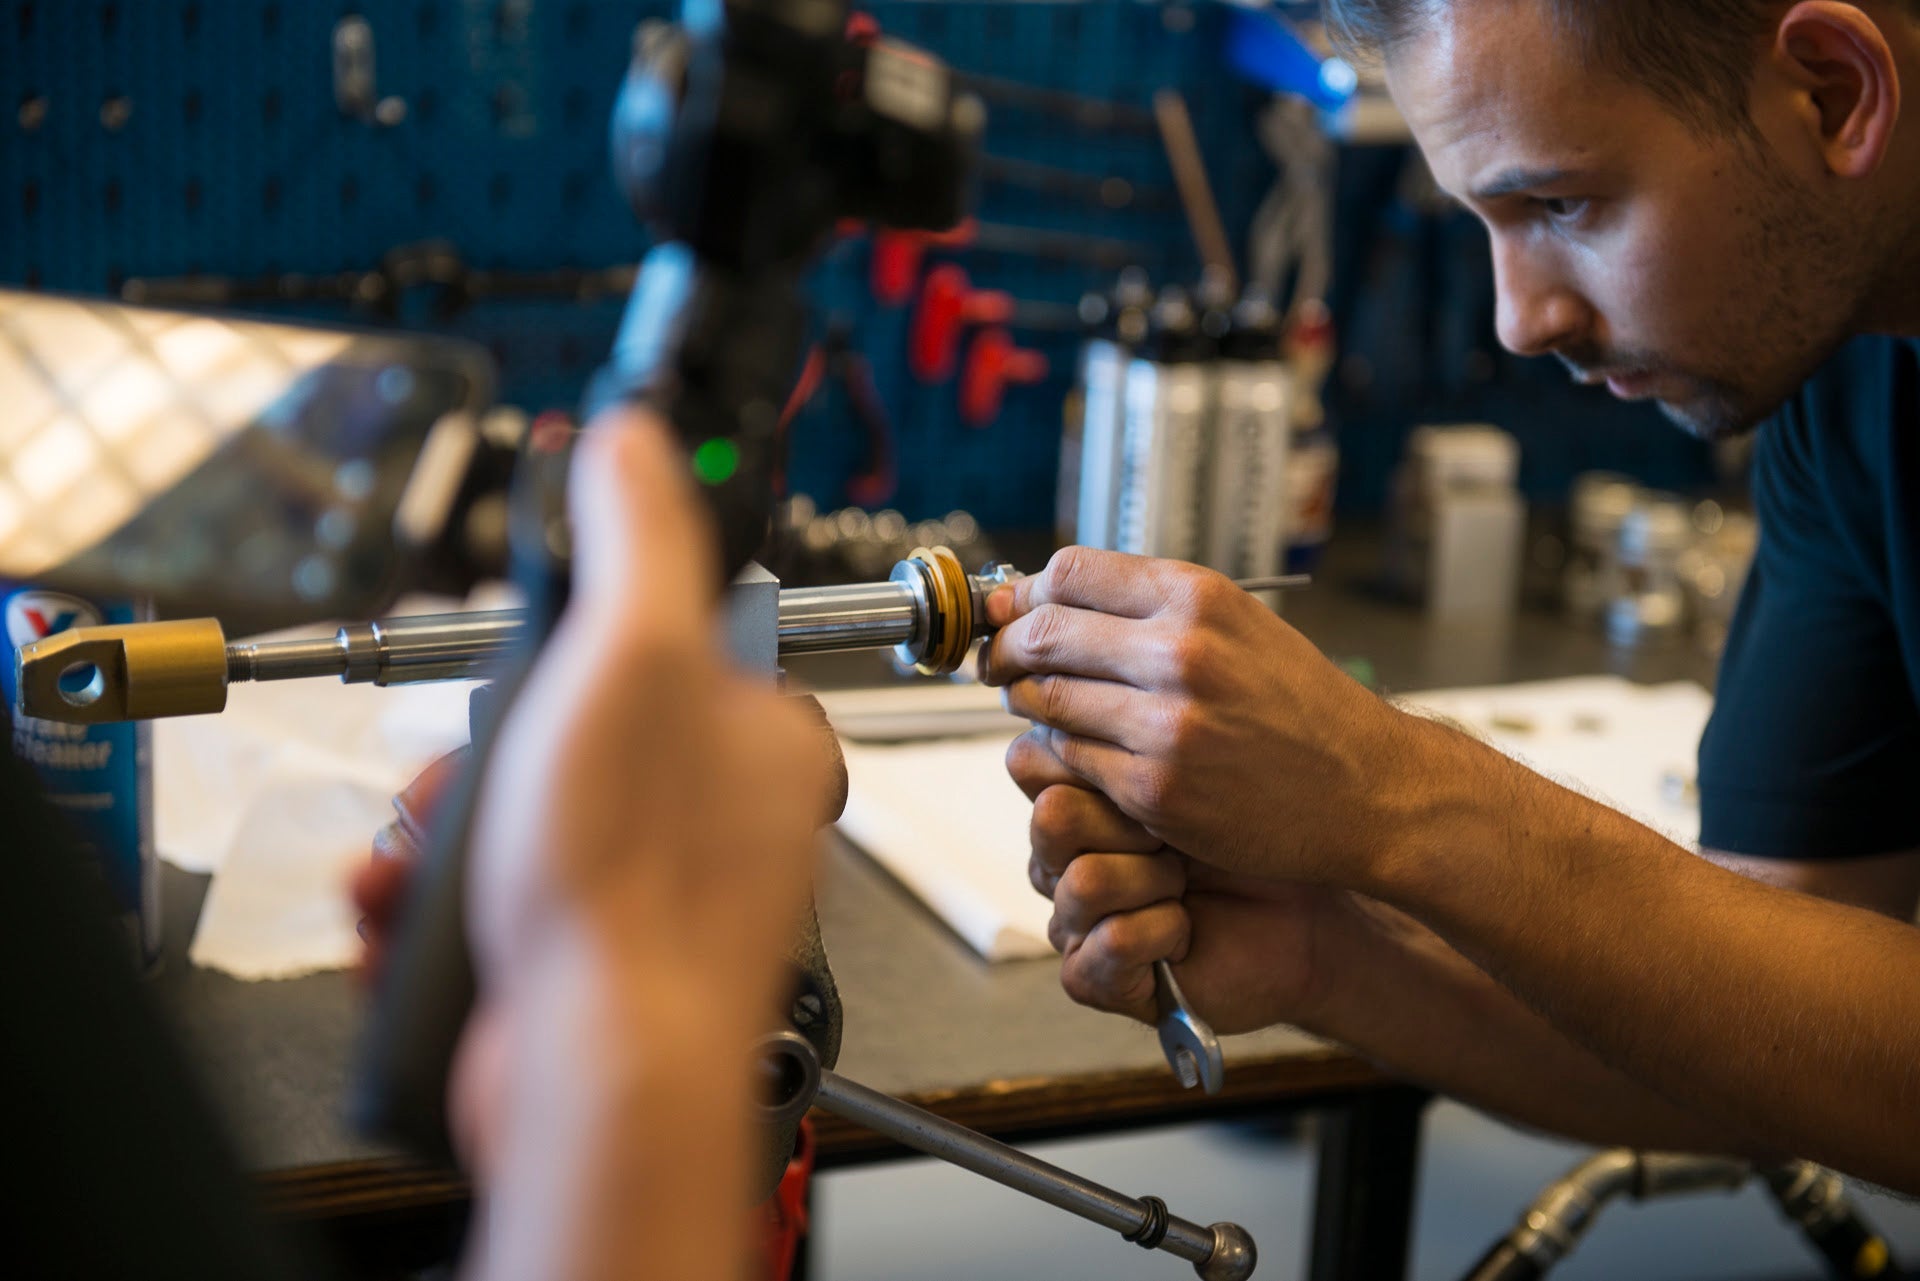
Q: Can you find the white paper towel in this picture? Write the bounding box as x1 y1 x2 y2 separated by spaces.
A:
836 733 1054 962
154 601 481 978
1397 676 1711 848
184 768 399 979
831 676 1713 964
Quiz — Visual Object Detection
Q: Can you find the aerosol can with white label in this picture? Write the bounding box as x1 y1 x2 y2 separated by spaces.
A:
1071 269 1155 552
2 585 158 969
1115 288 1214 562
1203 299 1294 590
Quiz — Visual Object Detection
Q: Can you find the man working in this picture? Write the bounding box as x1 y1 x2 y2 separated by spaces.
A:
982 0 1920 1191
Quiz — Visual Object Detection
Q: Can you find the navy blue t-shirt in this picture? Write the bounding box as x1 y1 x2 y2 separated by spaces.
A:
1698 335 1920 859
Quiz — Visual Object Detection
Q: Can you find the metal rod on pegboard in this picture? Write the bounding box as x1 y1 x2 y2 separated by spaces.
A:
1153 89 1239 295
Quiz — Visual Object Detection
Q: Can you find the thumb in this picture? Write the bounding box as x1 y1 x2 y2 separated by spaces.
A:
566 408 719 637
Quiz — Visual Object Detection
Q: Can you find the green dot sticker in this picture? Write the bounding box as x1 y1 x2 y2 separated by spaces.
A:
692 437 740 486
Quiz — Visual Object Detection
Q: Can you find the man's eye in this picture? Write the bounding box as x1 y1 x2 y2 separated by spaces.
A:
1539 197 1590 223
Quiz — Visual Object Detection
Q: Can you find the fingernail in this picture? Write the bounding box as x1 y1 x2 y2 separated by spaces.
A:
985 586 1015 628
356 918 371 942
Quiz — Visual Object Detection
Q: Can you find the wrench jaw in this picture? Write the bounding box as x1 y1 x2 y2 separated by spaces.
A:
1158 1013 1225 1096
1154 960 1226 1095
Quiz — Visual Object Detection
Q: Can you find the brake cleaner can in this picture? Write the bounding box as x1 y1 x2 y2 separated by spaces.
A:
2 585 159 970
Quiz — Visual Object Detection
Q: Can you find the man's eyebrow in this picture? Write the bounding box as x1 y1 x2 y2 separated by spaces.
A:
1468 166 1576 200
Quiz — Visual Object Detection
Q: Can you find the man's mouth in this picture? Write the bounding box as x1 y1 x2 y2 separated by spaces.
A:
1604 371 1657 399
1569 366 1659 399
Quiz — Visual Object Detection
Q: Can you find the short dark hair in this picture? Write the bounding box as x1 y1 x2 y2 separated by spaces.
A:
1323 0 1817 134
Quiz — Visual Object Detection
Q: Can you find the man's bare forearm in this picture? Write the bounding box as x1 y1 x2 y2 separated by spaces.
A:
1364 719 1920 1192
1310 892 1766 1153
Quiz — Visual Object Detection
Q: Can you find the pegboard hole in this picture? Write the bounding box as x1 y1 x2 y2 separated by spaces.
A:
182 89 203 127
183 176 204 215
181 2 202 38
261 3 281 39
564 2 589 42
339 175 360 211
414 87 438 123
99 2 119 38
261 88 282 125
261 176 283 216
563 86 588 127
102 178 123 216
24 266 42 291
17 3 35 41
489 173 511 208
415 175 437 208
562 170 588 210
22 180 40 219
416 2 440 39
493 0 530 41
558 338 584 369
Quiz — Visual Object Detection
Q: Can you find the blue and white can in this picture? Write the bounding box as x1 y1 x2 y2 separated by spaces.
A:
2 586 158 969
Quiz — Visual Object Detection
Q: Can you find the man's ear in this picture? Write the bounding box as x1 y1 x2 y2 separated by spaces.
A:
1769 1 1901 179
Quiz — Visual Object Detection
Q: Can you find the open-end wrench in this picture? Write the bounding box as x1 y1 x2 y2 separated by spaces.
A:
1155 959 1224 1095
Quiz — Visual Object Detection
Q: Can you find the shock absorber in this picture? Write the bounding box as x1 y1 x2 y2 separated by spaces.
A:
13 551 1022 724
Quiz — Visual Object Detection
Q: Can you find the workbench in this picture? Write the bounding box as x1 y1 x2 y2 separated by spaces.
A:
149 550 1715 1280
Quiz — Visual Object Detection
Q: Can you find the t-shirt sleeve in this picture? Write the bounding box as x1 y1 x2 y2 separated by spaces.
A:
1697 372 1920 860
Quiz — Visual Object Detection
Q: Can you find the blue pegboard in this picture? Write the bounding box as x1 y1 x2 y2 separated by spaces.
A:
1 0 1269 527
0 0 1718 526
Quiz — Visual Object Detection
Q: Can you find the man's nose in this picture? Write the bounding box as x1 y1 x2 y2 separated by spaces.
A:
1493 242 1592 359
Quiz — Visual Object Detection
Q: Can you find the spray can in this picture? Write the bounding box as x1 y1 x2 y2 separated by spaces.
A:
1203 297 1294 588
2 585 159 969
1115 287 1213 562
1072 270 1154 552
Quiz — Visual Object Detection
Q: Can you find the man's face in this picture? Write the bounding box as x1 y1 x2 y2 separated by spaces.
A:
1386 1 1869 440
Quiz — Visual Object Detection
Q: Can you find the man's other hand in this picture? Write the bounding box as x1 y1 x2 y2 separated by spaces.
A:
1011 730 1343 1037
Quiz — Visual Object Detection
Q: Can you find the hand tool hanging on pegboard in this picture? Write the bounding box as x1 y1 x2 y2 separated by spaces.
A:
779 320 899 507
908 264 1077 383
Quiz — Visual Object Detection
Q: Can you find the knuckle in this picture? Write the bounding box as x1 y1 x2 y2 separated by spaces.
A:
1099 910 1158 963
1006 731 1043 781
1047 910 1072 955
1060 954 1115 1010
1029 855 1055 900
1048 545 1091 595
1125 760 1180 822
1162 630 1215 691
1030 785 1079 845
1188 568 1236 613
1059 959 1096 1006
1056 855 1111 909
1162 703 1204 764
1035 674 1073 725
1023 604 1069 665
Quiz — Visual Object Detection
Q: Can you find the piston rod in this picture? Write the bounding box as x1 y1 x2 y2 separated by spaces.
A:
14 551 1022 723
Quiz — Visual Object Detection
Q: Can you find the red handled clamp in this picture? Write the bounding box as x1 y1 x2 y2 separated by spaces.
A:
959 326 1048 428
910 263 1018 382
